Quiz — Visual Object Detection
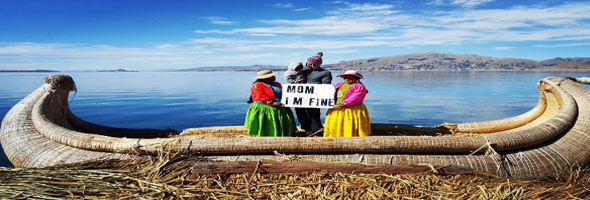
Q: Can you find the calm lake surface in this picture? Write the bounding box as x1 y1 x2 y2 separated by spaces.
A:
1 71 589 167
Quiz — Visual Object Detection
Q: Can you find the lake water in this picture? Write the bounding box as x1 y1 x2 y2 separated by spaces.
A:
1 71 589 167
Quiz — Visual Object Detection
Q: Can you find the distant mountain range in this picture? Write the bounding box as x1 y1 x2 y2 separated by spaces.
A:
3 53 588 72
175 65 285 72
95 69 138 72
0 69 59 73
176 52 590 72
0 69 137 73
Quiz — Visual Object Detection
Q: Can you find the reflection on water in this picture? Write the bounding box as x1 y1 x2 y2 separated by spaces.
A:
0 71 588 166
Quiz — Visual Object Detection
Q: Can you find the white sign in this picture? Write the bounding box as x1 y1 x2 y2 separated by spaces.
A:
281 84 336 108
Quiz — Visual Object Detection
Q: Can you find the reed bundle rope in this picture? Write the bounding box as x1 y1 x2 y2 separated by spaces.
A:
0 84 133 167
441 82 548 134
2 74 590 179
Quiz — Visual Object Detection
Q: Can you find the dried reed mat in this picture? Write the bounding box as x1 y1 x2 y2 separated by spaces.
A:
179 126 250 138
178 124 449 137
1 154 589 200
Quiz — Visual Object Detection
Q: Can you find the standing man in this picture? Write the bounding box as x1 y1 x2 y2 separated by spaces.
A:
300 52 332 136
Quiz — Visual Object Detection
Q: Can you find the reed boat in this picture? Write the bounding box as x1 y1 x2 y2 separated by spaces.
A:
2 74 590 179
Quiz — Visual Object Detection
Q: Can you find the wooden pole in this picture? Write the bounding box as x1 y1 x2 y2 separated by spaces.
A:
191 160 474 175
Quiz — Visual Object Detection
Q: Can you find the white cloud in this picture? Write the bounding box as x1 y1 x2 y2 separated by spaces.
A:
224 53 279 60
494 47 513 50
273 3 294 8
191 2 590 62
0 42 289 70
202 16 238 25
197 16 390 36
269 3 313 13
156 44 180 49
426 0 494 7
325 49 358 54
533 43 590 48
211 20 238 25
0 43 201 70
294 8 311 11
194 29 229 34
195 2 590 43
328 3 397 16
2 2 590 70
247 33 277 37
440 4 590 28
427 0 447 6
187 37 389 51
452 0 495 8
344 3 393 11
188 38 271 47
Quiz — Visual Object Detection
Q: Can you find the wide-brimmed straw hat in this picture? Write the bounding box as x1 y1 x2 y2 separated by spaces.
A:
255 70 277 79
337 70 363 79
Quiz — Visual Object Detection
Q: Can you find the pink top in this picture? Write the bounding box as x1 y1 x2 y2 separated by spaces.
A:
334 82 367 106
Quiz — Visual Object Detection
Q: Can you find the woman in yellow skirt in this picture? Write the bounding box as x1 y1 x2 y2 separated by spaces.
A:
324 70 371 137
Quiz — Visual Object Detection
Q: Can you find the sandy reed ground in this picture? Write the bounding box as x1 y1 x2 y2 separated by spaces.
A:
1 151 589 200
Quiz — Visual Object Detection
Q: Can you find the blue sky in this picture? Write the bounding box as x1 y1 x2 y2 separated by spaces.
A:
0 0 589 70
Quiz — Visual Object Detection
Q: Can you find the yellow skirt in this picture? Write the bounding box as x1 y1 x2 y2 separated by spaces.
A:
324 104 371 137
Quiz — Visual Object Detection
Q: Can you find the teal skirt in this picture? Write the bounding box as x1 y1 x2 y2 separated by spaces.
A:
244 103 296 137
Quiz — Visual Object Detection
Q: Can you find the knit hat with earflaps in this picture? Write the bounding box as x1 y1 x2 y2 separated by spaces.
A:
306 52 323 69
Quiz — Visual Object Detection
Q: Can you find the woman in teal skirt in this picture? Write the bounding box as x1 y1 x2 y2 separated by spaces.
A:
245 70 296 137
